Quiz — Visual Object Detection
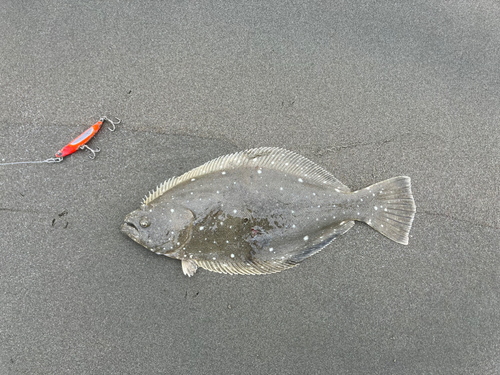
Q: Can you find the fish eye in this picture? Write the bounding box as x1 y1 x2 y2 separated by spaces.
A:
139 217 150 228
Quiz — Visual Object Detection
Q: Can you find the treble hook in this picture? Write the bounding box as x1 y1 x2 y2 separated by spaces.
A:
79 144 101 159
101 116 121 132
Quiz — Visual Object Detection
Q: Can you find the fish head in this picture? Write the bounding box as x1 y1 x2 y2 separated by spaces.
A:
121 202 194 255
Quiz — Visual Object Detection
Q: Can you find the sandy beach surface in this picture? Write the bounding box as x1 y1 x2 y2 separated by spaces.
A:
1 1 499 374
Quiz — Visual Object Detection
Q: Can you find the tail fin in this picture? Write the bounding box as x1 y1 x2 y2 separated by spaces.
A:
361 176 416 245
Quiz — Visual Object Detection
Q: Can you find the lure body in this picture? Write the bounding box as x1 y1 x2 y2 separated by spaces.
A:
55 119 103 158
0 116 119 166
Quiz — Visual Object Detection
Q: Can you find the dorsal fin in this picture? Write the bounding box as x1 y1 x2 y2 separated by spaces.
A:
142 147 349 205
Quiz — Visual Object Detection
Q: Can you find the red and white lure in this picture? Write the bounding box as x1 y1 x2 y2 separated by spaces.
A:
0 116 120 166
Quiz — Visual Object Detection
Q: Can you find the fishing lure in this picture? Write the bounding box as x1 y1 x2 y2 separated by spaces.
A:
0 116 120 166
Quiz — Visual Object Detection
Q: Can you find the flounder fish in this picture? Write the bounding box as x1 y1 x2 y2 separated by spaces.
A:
121 147 416 277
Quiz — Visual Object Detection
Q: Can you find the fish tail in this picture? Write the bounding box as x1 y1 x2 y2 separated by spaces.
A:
358 176 416 245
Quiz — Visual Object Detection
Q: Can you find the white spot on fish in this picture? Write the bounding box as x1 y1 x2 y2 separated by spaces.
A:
233 209 237 214
217 191 220 194
280 187 283 190
292 224 296 228
231 254 235 258
222 171 226 175
257 169 262 174
374 206 378 210
199 226 204 230
384 208 388 211
269 248 274 252
303 235 309 241
170 209 174 213
298 178 303 182
191 178 196 181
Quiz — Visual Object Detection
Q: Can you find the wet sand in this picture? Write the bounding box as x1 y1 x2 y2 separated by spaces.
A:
1 1 499 374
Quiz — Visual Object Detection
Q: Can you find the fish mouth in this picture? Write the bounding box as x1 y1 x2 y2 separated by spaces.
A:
121 221 139 239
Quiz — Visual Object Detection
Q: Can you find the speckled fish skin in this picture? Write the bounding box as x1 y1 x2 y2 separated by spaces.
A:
121 147 416 276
